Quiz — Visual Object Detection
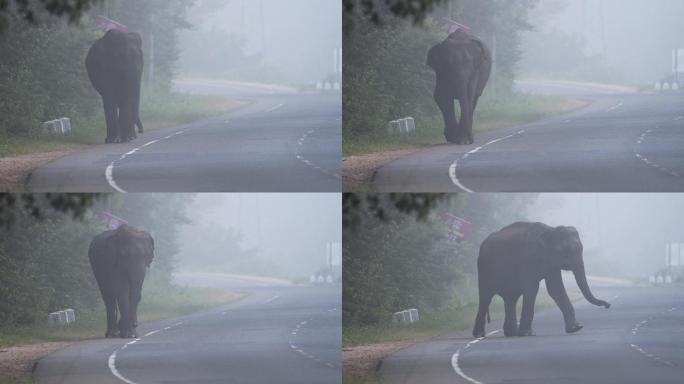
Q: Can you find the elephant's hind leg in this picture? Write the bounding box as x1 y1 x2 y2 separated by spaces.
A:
503 295 520 337
473 291 494 338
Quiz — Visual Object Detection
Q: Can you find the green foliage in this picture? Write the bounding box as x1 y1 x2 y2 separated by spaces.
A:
109 0 193 91
0 193 192 329
0 0 100 32
0 13 99 135
342 193 537 328
343 0 539 143
343 0 447 25
0 1 193 137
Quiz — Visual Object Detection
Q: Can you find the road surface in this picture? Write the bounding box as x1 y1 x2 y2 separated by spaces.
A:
27 80 341 192
35 273 341 384
379 281 684 384
373 80 684 192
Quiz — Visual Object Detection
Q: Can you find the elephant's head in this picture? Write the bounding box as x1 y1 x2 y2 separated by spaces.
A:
541 226 611 309
113 224 154 269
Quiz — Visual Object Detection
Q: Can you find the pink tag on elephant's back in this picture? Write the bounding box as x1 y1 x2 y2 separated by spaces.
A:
95 16 128 32
440 17 471 34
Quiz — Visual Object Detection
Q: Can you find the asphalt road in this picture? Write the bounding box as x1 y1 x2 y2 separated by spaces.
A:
380 281 684 384
373 80 684 192
35 273 341 384
27 80 341 192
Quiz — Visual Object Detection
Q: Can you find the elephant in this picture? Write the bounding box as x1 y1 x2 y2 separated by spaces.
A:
472 222 611 338
85 29 144 144
427 30 492 145
89 224 154 338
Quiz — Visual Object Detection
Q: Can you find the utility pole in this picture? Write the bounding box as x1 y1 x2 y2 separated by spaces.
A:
598 0 607 57
241 0 246 35
259 0 266 55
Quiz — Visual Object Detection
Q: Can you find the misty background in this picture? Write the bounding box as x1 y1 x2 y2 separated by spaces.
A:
176 193 341 279
0 193 340 332
520 0 684 84
178 0 341 85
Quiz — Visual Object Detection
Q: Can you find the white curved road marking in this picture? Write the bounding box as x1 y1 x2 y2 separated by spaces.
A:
451 329 501 384
105 132 186 193
449 131 525 192
107 320 187 383
266 103 284 113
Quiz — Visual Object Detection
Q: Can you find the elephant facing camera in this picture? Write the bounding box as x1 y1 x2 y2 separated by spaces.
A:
472 222 611 339
89 224 154 339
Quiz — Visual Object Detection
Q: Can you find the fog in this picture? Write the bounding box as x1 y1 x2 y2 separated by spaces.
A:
527 194 684 279
175 194 341 280
520 0 684 84
178 0 341 85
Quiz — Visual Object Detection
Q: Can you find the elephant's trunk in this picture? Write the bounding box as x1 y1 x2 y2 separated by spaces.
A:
573 261 610 308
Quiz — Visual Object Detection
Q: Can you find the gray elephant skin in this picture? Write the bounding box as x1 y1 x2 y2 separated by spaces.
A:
89 224 154 338
473 222 611 338
427 30 492 145
85 29 144 144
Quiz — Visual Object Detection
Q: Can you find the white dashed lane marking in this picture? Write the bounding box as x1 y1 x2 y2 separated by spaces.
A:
295 123 340 180
633 115 684 178
449 130 526 192
105 130 187 193
288 307 338 370
628 306 679 368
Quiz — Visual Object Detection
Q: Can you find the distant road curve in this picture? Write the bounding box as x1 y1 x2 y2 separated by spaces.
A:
374 80 684 192
27 79 341 192
35 273 341 384
380 280 684 384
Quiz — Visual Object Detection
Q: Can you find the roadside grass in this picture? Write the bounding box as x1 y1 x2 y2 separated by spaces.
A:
0 284 245 348
343 290 575 348
343 94 587 156
0 92 248 158
343 290 581 384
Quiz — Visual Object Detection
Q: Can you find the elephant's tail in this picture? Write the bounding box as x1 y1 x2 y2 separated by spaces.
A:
486 309 490 323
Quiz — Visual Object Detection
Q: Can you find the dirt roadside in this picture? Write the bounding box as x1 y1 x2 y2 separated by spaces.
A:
0 148 83 191
342 149 423 192
0 342 71 383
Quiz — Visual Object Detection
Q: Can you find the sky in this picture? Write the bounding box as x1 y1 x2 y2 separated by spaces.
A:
522 0 684 83
178 0 341 84
175 193 341 279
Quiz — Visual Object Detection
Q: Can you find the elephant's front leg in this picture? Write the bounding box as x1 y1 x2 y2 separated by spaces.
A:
546 271 583 334
458 97 473 145
103 294 119 338
434 91 459 143
503 295 520 337
103 97 119 144
518 282 540 336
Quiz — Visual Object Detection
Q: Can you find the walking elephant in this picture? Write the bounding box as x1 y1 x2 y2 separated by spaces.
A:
473 222 611 338
85 29 144 144
427 30 491 145
89 224 154 338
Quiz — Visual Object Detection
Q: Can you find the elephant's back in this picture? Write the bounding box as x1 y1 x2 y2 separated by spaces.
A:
478 222 550 266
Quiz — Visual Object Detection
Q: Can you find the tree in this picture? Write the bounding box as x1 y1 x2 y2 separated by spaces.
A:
0 0 101 32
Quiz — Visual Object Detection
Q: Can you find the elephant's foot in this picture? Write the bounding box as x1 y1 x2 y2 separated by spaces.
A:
472 327 485 338
503 325 518 337
105 330 119 338
119 330 138 339
517 328 535 337
456 137 473 145
565 323 583 334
